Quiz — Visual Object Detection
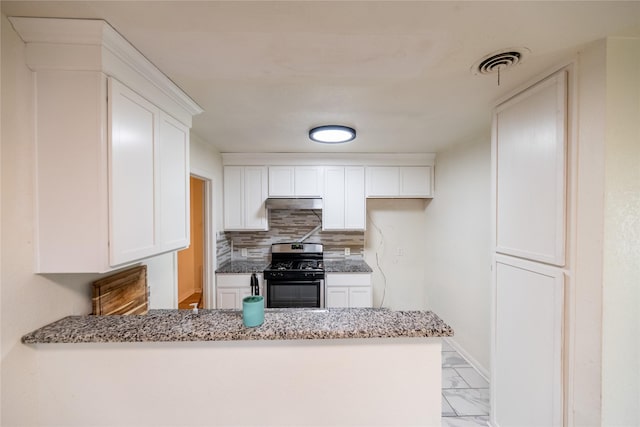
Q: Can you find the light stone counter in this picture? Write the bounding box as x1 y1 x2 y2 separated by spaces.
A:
21 308 450 426
22 308 452 344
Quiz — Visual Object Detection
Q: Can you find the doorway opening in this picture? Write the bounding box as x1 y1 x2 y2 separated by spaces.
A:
178 176 206 309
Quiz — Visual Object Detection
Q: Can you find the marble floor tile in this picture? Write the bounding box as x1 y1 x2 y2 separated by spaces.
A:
442 394 457 417
442 388 490 416
455 367 490 388
442 351 471 368
441 415 490 427
443 368 470 389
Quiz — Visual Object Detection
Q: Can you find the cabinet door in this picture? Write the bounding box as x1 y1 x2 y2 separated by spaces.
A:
239 288 252 305
268 167 294 197
109 78 159 266
399 166 432 197
216 288 240 309
224 167 244 230
244 166 268 230
326 287 349 308
493 255 563 427
344 167 365 230
349 287 373 308
323 167 346 229
494 71 567 266
366 167 399 197
295 166 323 197
158 112 190 251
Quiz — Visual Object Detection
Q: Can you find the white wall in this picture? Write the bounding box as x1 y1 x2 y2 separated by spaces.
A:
1 16 94 423
569 37 640 427
423 135 492 374
601 36 640 427
571 40 606 426
11 338 443 427
190 132 224 237
365 199 428 309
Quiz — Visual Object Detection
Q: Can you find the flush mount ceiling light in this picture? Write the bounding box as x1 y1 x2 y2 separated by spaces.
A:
309 125 356 144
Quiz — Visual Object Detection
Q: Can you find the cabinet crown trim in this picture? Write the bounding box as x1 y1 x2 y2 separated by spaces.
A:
8 17 203 118
222 153 436 166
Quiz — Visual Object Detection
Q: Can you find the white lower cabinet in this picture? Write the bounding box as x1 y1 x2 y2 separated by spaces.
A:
216 273 264 309
325 273 372 308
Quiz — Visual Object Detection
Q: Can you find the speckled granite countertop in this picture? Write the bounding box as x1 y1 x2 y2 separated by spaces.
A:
216 259 372 274
215 260 269 273
324 259 373 273
22 308 453 344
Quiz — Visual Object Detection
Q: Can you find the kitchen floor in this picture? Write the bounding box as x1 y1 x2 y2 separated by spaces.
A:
441 340 490 427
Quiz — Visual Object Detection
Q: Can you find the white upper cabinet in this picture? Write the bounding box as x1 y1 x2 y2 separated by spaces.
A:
268 166 323 197
11 17 202 273
109 79 160 266
295 166 324 197
323 167 365 230
494 71 567 266
366 166 433 198
109 80 190 266
268 167 295 197
224 166 268 231
158 112 190 252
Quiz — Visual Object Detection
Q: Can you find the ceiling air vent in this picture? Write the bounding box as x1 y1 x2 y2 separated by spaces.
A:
471 47 530 84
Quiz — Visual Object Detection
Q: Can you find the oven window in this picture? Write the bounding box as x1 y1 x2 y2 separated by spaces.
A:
267 281 321 308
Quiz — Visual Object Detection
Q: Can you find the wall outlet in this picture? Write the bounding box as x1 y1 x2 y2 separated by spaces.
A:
396 247 404 256
241 248 248 257
344 247 350 256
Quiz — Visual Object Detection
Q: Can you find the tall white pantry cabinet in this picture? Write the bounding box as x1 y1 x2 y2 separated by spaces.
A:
491 70 569 427
10 17 203 273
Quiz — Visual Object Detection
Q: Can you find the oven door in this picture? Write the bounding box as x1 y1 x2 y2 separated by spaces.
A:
266 279 325 308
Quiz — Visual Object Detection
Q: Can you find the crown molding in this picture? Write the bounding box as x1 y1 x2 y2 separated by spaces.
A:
8 17 203 118
221 153 436 166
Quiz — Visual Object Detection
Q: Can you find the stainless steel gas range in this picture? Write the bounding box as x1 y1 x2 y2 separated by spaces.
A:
263 243 325 308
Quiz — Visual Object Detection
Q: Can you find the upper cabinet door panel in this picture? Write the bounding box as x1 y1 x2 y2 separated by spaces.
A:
109 78 159 266
243 166 268 230
399 167 432 197
268 167 295 197
366 167 399 197
158 112 190 251
366 166 432 198
294 166 323 197
344 167 366 230
494 71 567 266
223 166 244 230
323 167 346 230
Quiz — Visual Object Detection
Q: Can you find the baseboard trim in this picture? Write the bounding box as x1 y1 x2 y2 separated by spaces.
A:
444 337 491 382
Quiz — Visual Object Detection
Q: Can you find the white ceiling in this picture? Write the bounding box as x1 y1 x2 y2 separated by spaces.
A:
3 1 640 154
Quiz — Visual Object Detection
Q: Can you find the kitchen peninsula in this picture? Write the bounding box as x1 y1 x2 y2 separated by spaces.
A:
23 308 452 426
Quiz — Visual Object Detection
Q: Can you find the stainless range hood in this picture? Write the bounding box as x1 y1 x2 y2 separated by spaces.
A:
265 198 323 210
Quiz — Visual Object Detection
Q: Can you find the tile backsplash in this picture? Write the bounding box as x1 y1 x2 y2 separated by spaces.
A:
217 209 364 265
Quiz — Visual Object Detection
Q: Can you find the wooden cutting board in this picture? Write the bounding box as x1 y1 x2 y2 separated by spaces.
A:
92 265 148 315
